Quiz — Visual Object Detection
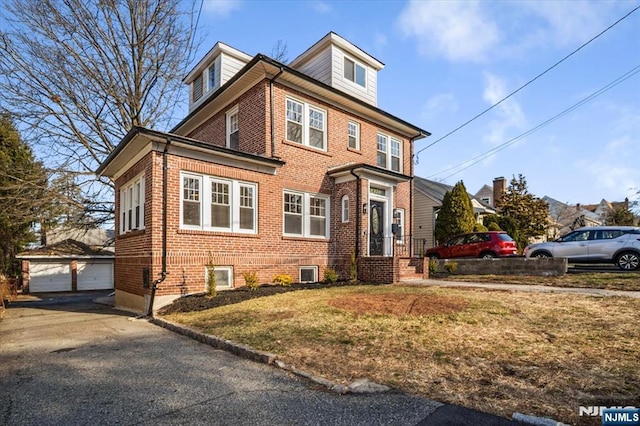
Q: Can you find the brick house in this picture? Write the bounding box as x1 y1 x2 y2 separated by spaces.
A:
97 32 430 313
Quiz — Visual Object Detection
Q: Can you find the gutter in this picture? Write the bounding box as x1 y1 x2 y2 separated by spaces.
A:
409 132 428 257
269 67 284 158
146 138 170 316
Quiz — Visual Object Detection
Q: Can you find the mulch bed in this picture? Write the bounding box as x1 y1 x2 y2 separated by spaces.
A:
158 281 368 315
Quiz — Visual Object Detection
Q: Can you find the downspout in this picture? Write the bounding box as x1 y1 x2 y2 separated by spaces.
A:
269 67 284 158
350 169 361 257
146 138 170 317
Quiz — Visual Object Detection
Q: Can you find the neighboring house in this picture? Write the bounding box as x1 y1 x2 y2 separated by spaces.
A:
543 196 603 239
17 228 115 293
473 176 507 209
414 176 495 250
97 32 430 313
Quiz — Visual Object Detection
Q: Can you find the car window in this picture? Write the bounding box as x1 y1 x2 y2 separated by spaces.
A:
465 234 483 244
595 230 624 240
562 231 589 242
497 233 513 242
448 236 466 246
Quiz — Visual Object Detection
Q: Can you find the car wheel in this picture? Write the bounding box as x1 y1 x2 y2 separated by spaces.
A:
480 252 496 259
616 252 640 271
532 252 551 259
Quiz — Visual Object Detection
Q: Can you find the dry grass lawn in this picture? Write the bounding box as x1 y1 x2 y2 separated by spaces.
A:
437 272 640 291
162 285 640 424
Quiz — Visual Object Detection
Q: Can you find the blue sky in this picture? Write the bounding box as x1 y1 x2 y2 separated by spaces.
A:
181 0 640 206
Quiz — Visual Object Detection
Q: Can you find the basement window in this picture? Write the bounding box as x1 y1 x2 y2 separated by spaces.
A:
299 266 318 283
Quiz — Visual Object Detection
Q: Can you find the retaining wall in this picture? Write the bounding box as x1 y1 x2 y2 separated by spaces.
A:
433 257 567 276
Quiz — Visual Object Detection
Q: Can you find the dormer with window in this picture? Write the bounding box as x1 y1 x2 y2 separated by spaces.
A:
183 42 253 112
289 32 384 106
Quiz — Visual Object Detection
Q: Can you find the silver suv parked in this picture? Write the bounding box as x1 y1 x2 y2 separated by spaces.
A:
524 226 640 270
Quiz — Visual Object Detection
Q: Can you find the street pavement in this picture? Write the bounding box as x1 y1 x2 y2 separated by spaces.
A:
0 292 519 425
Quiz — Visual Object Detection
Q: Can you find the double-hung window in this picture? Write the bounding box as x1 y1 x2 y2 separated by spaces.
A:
181 172 257 233
377 133 402 172
285 97 326 151
226 106 239 150
283 191 329 238
182 175 201 226
120 174 145 234
344 57 366 88
348 121 359 150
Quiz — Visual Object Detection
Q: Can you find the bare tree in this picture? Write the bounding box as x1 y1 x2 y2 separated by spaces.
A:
0 0 199 226
271 40 289 63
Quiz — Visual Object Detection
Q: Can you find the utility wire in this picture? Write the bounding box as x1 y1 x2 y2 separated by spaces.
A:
427 64 640 182
414 4 640 160
166 0 204 129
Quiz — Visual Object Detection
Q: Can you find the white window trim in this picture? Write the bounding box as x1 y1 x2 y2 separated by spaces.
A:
377 133 402 173
119 174 145 234
205 265 234 290
285 96 327 151
226 105 239 149
343 54 367 89
348 121 360 150
180 172 258 234
341 195 349 223
283 190 330 239
299 266 318 283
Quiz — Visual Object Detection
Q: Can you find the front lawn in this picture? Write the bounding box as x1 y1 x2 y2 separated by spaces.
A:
161 284 640 424
435 272 640 291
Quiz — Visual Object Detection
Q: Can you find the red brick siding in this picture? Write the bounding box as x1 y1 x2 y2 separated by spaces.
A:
113 79 414 298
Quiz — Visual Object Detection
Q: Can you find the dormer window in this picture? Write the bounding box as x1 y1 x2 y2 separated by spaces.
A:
192 74 203 102
344 57 366 88
208 63 217 92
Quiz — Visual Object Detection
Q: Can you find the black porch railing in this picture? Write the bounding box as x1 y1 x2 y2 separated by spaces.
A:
372 235 427 257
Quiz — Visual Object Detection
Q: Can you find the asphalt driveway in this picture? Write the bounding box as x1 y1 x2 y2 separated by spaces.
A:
0 293 517 425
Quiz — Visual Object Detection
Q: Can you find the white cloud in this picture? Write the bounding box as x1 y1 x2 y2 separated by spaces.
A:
422 93 458 119
482 73 527 146
397 0 500 62
309 1 332 14
519 1 612 47
202 0 241 18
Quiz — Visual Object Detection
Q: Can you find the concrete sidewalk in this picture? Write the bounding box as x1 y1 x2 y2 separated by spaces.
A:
404 278 640 298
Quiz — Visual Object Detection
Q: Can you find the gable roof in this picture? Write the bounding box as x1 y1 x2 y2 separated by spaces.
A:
414 176 495 214
17 239 114 259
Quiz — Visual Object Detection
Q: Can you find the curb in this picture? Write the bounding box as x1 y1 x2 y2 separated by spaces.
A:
149 317 566 425
149 317 383 395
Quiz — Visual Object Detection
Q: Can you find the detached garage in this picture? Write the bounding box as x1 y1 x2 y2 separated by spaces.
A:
17 239 114 293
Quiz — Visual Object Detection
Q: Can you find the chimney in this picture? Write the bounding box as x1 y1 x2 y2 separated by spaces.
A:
492 177 506 208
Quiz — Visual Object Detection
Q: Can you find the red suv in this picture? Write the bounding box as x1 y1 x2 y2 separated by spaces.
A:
426 231 518 259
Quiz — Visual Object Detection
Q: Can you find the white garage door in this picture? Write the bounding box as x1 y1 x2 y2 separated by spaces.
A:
29 262 72 292
77 262 113 291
